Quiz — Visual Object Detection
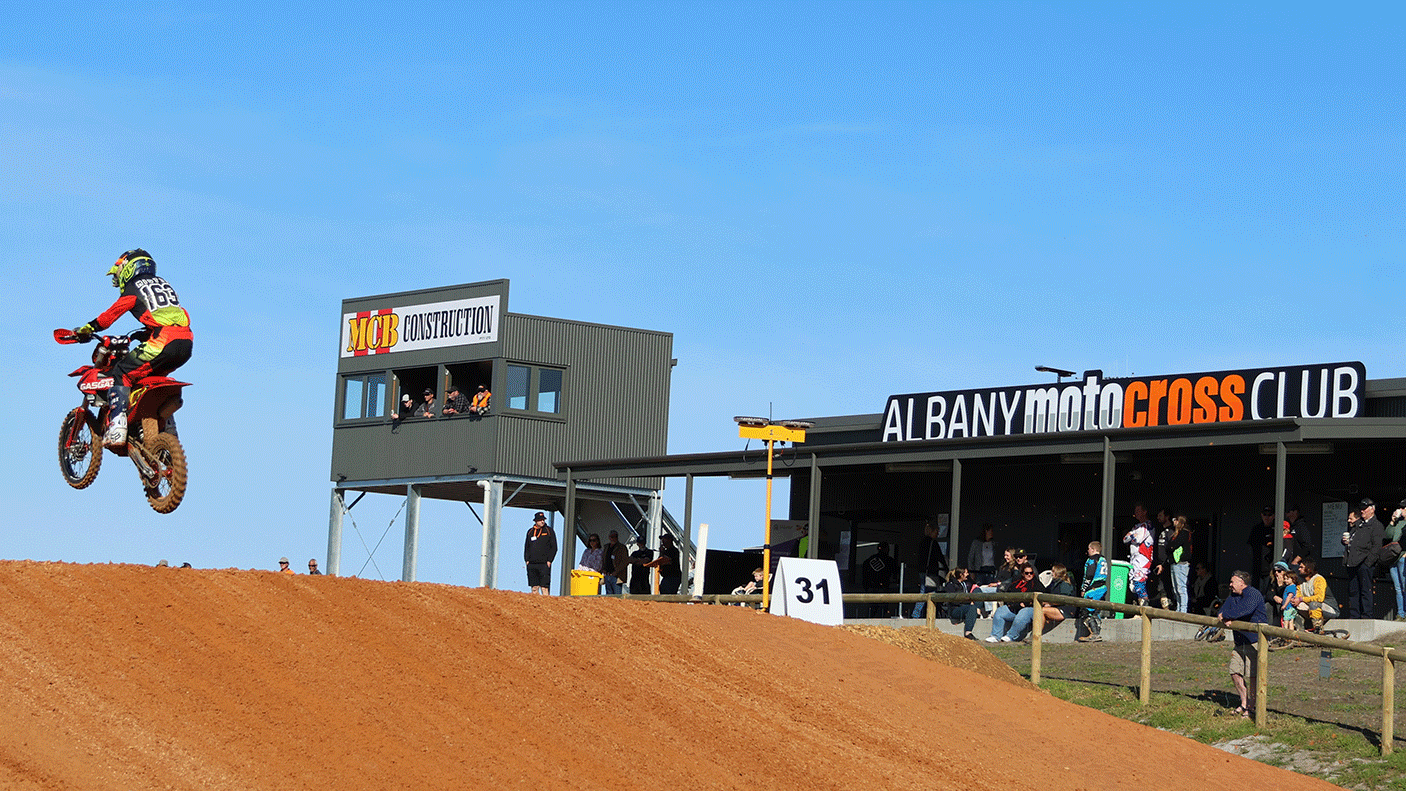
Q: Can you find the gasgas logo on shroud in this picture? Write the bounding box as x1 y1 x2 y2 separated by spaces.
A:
881 363 1367 442
341 295 500 358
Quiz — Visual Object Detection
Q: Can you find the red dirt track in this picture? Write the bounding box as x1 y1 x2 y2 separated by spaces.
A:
0 561 1336 790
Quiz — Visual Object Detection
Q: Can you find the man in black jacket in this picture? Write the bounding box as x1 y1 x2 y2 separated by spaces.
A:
1344 498 1384 618
524 511 557 595
911 521 948 619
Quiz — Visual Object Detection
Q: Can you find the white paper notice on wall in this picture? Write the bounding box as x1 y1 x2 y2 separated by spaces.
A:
771 558 844 626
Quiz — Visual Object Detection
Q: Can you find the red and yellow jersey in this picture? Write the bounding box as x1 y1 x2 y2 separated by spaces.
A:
88 275 192 339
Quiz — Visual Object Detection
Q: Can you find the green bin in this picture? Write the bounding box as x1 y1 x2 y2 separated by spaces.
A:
1109 560 1130 619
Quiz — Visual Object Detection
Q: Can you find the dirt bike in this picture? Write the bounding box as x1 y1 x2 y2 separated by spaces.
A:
54 328 190 513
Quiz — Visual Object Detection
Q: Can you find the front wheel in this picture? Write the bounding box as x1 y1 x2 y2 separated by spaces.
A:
58 408 102 489
143 432 188 514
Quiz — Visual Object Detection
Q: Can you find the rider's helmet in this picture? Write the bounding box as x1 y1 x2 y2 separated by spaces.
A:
106 249 156 289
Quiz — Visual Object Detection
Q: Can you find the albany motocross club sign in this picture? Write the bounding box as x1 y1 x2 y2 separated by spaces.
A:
341 295 499 358
882 362 1367 442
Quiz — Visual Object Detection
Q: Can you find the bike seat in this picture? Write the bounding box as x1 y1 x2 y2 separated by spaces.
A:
135 375 191 388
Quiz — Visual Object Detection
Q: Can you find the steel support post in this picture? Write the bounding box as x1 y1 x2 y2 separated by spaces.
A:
950 458 962 566
560 473 577 596
1101 437 1116 552
1274 441 1287 564
683 473 694 579
480 479 503 589
807 455 822 559
402 484 421 582
327 488 344 577
647 491 663 549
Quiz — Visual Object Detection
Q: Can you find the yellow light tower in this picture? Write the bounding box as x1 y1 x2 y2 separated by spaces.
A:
734 416 813 611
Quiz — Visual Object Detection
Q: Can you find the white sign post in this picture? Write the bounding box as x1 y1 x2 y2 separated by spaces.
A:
771 557 844 626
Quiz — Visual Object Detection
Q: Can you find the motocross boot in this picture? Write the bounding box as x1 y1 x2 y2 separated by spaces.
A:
103 385 131 448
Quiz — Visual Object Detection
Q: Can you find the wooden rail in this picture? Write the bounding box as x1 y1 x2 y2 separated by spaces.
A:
634 590 1400 755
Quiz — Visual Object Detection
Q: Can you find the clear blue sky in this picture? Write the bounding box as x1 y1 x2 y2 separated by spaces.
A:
5 2 1402 590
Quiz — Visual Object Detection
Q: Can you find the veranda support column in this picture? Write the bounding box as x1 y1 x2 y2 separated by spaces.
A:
327 488 344 577
402 484 421 582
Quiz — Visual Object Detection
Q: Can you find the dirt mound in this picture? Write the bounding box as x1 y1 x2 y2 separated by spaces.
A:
840 624 1038 689
0 561 1335 790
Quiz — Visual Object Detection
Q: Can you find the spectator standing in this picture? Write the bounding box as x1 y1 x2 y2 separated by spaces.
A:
579 533 605 575
1282 504 1313 566
1152 507 1175 608
1218 570 1268 717
1167 515 1192 613
278 557 294 575
394 393 415 420
646 534 682 595
524 511 557 595
1247 506 1275 589
863 542 897 617
911 520 948 619
1077 541 1109 642
602 531 630 595
1123 504 1155 606
441 384 471 415
627 537 654 594
307 559 322 575
1388 501 1406 621
968 524 998 583
1344 498 1383 619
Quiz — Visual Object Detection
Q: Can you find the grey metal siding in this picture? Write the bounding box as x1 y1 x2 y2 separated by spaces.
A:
499 314 671 486
330 415 499 482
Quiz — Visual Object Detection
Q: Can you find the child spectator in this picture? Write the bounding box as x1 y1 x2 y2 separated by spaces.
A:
1077 541 1109 642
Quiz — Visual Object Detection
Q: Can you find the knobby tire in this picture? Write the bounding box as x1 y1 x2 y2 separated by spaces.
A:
143 432 188 514
58 408 102 489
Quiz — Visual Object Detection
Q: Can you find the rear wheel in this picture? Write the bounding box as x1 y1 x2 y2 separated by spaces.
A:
143 432 188 514
58 408 102 489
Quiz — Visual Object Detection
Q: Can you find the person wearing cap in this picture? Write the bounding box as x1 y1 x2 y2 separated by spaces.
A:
469 384 492 416
278 557 294 575
1343 498 1383 618
416 388 437 418
1387 500 1406 621
523 512 557 594
644 534 682 595
627 536 654 595
394 393 416 420
1246 506 1276 591
441 384 471 416
602 530 630 595
308 558 322 575
1122 503 1155 607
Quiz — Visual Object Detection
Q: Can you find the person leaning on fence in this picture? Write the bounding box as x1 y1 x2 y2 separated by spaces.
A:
942 568 980 640
1218 570 1268 717
1077 541 1109 642
985 563 1042 643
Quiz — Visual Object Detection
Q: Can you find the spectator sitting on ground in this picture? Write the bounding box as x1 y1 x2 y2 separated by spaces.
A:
1218 570 1268 717
942 567 980 640
470 384 491 416
1041 563 1077 629
441 384 471 416
985 563 1043 643
1290 558 1340 631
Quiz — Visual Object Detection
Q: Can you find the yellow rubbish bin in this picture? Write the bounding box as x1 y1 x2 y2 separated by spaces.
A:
570 569 604 596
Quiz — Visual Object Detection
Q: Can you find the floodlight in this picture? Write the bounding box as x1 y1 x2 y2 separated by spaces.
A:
778 420 814 430
733 416 769 427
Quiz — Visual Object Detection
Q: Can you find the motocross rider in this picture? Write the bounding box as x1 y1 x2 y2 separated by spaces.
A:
72 249 193 447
